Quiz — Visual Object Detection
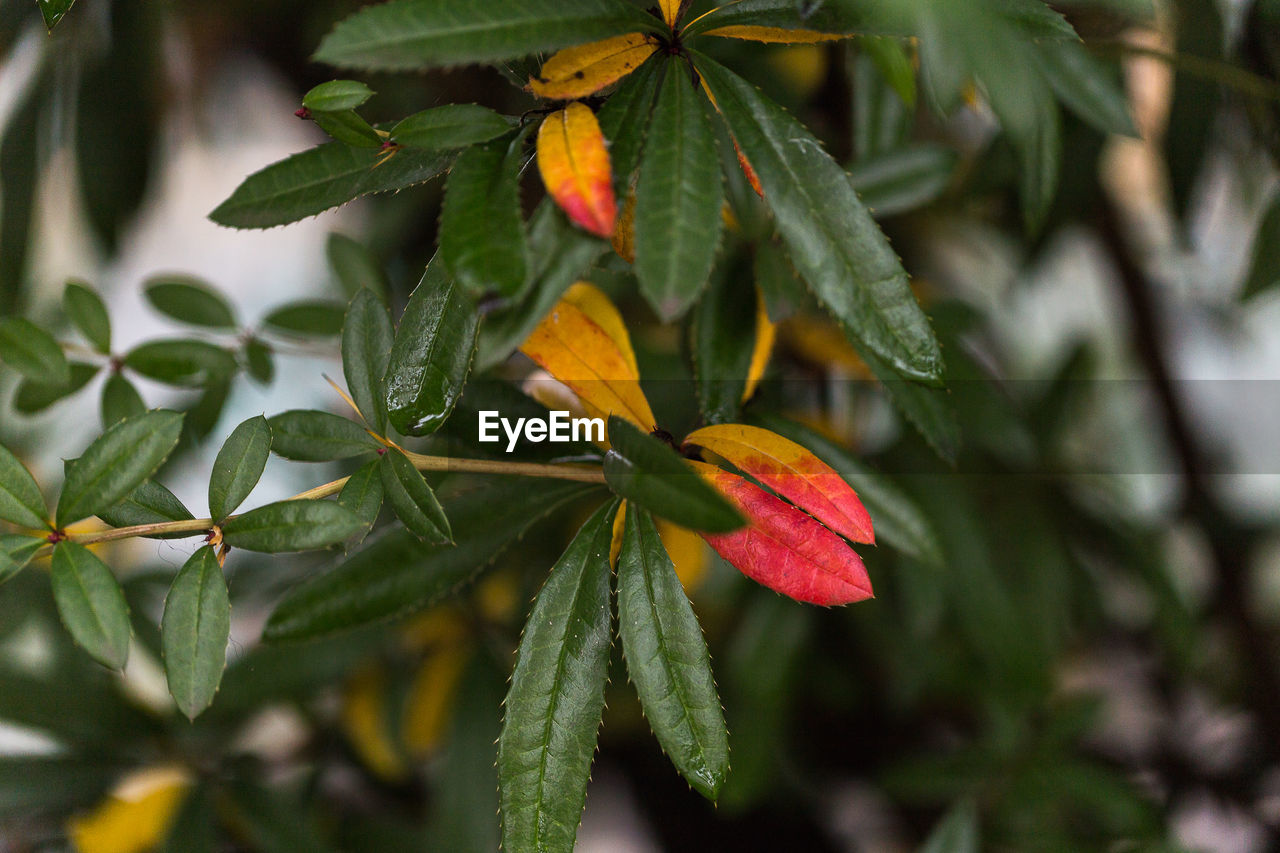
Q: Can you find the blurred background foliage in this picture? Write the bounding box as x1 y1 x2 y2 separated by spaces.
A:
3 0 1280 851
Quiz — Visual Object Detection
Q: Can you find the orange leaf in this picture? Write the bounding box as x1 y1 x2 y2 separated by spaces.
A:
519 284 655 430
537 103 617 237
743 289 776 403
733 137 764 198
685 424 874 544
612 190 637 263
657 518 710 593
690 461 872 605
704 25 847 43
530 33 659 100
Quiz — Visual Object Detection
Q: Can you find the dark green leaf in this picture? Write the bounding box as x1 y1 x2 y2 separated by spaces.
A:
209 415 272 521
161 545 230 719
209 140 454 229
858 345 960 462
634 60 723 320
694 54 943 383
142 274 237 328
384 261 479 436
603 416 743 532
0 442 48 529
245 337 275 384
38 0 76 31
262 300 346 337
268 409 381 461
51 541 132 669
440 131 528 299
57 410 184 527
692 265 756 425
13 362 99 414
123 340 237 387
617 507 728 799
314 0 658 72
160 786 217 853
850 47 912 162
0 317 70 386
222 499 366 553
328 233 389 299
498 500 617 853
63 280 111 353
1244 195 1280 300
312 109 384 148
391 104 513 150
379 450 451 543
264 477 594 641
0 535 42 586
919 799 979 853
338 459 384 542
1036 41 1137 137
859 36 916 108
98 479 196 537
100 373 146 426
303 79 375 112
849 144 956 217
754 238 804 322
683 0 901 38
596 56 663 189
0 757 115 817
342 289 394 432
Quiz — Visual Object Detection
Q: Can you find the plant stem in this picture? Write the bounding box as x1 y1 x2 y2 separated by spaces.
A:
49 454 605 551
1091 39 1280 103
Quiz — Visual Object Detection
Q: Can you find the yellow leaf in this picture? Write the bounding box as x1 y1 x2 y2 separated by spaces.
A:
780 314 874 377
68 766 190 853
769 45 830 97
530 33 659 100
704 25 848 43
743 289 776 403
660 0 682 28
610 500 627 567
537 103 617 237
657 518 710 593
402 645 469 756
341 665 408 781
519 285 656 430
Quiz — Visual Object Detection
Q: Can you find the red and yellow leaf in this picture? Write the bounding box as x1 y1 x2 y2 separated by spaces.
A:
690 461 872 605
530 34 659 100
704 25 848 43
743 289 776 403
685 424 874 544
519 285 655 430
537 103 617 237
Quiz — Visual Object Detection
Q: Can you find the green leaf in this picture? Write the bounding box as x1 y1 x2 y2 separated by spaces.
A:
617 507 728 799
245 337 275 384
919 799 979 853
98 479 196 537
391 104 513 150
312 109 384 148
161 545 230 719
603 416 743 532
694 54 944 383
379 450 451 544
342 289 394 433
100 373 146 426
0 317 70 386
262 300 346 337
849 144 956 217
57 410 184 527
209 415 272 522
264 477 594 641
384 261 479 436
268 410 381 461
634 60 723 321
596 55 663 189
63 280 111 353
142 274 237 328
692 265 756 425
303 79 375 112
498 500 617 853
1244 195 1280 300
123 340 238 387
328 233 389 299
13 362 98 414
38 0 76 31
51 542 132 669
857 344 960 463
440 131 528 299
338 459 384 542
0 535 42 586
0 443 48 529
314 0 658 72
222 499 366 553
850 47 913 162
749 414 944 566
1036 41 1136 137
753 238 804 322
859 36 917 108
0 757 115 818
209 140 454 229
683 0 900 38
